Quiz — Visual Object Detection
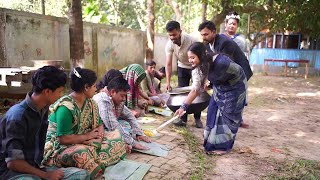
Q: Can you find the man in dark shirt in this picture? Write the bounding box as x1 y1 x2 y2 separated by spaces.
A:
0 66 89 180
198 20 253 80
198 21 252 128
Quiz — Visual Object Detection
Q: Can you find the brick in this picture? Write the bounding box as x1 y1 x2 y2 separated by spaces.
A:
143 172 162 179
148 157 169 167
161 171 184 180
159 135 176 142
149 166 170 175
166 157 187 165
160 163 176 171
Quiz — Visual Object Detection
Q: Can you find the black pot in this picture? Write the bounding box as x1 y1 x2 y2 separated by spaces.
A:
166 87 211 114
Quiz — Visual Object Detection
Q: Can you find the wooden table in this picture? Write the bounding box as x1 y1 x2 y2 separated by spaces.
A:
264 59 309 79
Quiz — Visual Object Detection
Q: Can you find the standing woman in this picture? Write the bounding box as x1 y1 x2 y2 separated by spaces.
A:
43 67 127 178
175 42 247 155
223 11 250 59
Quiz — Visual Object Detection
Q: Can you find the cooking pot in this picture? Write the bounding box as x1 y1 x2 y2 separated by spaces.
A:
166 86 211 114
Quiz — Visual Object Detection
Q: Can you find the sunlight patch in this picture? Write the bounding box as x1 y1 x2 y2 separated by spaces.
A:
296 92 320 97
294 131 306 137
308 139 320 144
267 115 280 122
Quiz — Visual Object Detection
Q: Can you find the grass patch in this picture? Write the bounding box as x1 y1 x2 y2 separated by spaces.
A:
267 159 320 180
175 127 208 180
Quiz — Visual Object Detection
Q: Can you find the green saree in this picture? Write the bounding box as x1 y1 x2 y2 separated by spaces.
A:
42 95 126 178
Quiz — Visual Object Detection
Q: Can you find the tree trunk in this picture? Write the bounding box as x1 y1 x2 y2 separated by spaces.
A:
201 0 207 22
0 13 6 67
146 0 155 60
165 0 183 24
68 0 84 68
41 0 45 15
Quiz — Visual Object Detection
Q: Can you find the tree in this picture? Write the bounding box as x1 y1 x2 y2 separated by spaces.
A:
67 0 84 68
146 0 155 60
201 0 208 22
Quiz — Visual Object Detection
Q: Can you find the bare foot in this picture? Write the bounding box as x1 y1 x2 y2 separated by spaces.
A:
240 122 249 128
206 150 228 156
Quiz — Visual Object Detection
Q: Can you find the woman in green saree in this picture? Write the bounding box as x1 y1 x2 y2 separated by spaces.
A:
42 68 127 178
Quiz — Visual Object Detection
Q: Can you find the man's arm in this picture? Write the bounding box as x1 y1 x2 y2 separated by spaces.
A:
141 78 153 96
3 116 63 179
94 97 136 146
121 105 144 136
7 160 63 180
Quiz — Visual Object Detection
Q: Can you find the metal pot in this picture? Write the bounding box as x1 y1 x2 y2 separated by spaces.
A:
166 86 211 114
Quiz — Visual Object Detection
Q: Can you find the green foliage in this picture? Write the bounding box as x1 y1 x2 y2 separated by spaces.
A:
175 127 207 180
1 0 320 38
267 159 320 179
83 0 108 23
0 0 68 17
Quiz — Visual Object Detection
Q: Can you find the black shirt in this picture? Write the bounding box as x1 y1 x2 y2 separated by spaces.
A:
0 92 49 178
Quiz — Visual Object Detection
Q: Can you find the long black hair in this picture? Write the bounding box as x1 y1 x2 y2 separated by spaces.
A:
187 42 211 84
96 69 123 91
70 67 97 92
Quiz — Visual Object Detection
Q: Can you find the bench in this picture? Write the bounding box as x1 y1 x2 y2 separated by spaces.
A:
264 59 309 79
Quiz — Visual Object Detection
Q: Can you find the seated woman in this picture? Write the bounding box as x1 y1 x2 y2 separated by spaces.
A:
93 76 151 151
141 60 169 107
120 64 154 117
42 67 127 178
96 69 123 92
175 42 247 155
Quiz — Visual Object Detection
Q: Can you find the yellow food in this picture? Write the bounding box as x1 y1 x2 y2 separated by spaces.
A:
143 130 155 137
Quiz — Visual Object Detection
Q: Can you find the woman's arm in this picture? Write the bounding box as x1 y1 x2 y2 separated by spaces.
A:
139 87 154 105
174 90 199 117
175 68 202 117
54 106 98 145
58 129 98 145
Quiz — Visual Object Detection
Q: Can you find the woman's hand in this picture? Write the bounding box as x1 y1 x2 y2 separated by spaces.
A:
83 138 102 145
87 128 103 140
147 98 154 106
126 144 132 154
174 108 186 117
137 135 151 143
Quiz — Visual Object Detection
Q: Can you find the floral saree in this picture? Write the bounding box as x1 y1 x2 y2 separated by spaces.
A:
42 95 126 178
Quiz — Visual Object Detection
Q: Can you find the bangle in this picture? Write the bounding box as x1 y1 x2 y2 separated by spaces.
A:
180 103 190 111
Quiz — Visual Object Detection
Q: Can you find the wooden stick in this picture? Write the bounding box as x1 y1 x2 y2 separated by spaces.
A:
156 111 186 131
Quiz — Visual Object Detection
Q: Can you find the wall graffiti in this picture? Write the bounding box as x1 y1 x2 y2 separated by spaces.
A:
36 48 42 56
84 41 92 56
103 44 119 62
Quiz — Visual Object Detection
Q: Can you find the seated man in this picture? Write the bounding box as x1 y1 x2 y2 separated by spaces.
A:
141 60 169 107
154 66 166 90
0 66 89 180
93 77 151 151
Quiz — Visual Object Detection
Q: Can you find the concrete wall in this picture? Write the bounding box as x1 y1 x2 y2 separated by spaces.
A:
154 34 177 72
0 8 146 78
2 8 70 67
95 25 146 78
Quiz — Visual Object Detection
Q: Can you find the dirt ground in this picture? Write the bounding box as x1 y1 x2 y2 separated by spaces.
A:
186 74 320 179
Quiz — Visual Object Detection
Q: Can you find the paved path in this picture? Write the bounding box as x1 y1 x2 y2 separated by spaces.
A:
126 114 194 179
